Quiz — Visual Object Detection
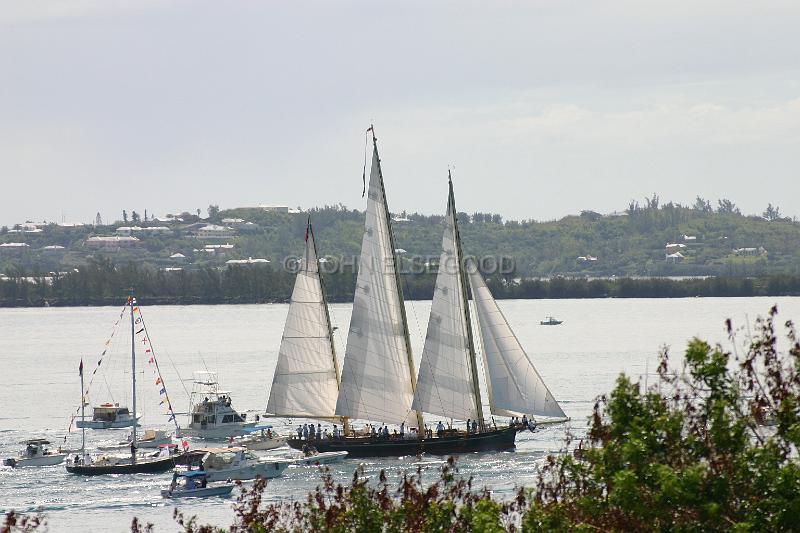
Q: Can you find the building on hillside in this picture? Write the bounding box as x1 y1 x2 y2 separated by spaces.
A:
665 251 685 263
665 243 687 254
0 242 31 254
197 243 235 256
258 205 290 213
116 226 140 236
682 234 697 242
577 255 598 262
221 218 244 224
226 257 270 266
85 236 139 250
41 245 66 254
733 247 767 257
193 224 235 240
169 252 187 263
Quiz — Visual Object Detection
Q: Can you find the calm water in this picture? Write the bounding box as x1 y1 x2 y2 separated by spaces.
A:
1 297 798 531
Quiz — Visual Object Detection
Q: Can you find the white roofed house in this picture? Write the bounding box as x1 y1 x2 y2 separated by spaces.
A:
85 236 139 250
0 242 31 255
41 245 66 254
169 252 188 263
193 225 235 240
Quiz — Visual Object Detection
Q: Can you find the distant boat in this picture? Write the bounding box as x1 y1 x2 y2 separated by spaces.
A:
540 316 563 326
3 439 67 468
232 425 288 451
161 471 235 499
291 449 348 466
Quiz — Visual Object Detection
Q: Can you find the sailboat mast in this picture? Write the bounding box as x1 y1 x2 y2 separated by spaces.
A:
80 363 86 458
371 127 424 431
309 220 349 432
449 173 486 431
129 294 137 458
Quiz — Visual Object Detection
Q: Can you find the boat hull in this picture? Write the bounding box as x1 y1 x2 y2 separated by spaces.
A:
203 460 289 482
76 417 140 429
65 456 176 475
179 422 256 440
240 437 288 451
287 427 518 458
161 485 235 498
4 454 67 468
292 451 348 465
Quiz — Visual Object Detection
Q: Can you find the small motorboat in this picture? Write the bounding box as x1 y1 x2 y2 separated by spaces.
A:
232 425 288 451
76 403 140 429
540 316 563 326
291 448 348 466
3 439 67 468
186 447 291 481
161 471 235 499
99 429 172 451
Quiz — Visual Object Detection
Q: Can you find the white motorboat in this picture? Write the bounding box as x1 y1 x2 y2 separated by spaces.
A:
98 429 172 451
188 447 290 481
76 403 140 429
232 425 288 451
162 471 235 499
179 372 256 439
3 439 67 468
291 449 348 466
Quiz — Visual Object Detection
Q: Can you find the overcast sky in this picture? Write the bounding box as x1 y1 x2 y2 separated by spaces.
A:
1 1 798 226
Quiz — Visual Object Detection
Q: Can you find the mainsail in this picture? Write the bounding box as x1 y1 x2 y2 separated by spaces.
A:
468 262 567 419
412 178 482 421
335 134 421 426
266 221 340 418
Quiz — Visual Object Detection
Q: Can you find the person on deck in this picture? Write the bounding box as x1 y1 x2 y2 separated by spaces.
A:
400 421 405 438
467 418 471 434
302 424 309 440
522 414 528 427
309 424 316 440
323 428 329 440
471 419 478 434
317 424 322 439
296 425 303 439
436 421 445 438
333 425 340 439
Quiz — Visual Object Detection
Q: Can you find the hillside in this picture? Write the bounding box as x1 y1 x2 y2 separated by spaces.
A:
2 199 799 280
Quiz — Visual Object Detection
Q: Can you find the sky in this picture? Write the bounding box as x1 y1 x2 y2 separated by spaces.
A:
1 1 799 226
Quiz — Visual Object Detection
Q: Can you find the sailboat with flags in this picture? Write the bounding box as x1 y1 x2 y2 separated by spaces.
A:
264 216 346 430
66 295 179 475
287 130 566 457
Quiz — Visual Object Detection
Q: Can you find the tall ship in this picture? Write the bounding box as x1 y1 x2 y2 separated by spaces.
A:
286 130 567 457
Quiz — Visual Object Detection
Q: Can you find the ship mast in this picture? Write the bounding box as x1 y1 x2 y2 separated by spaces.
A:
129 293 137 462
372 127 425 431
449 173 486 431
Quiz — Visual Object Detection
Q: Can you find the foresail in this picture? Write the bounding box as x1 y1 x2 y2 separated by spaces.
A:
266 226 339 418
412 192 479 421
468 264 566 419
334 145 417 424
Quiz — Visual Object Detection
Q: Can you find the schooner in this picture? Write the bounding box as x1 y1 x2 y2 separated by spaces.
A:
284 129 567 457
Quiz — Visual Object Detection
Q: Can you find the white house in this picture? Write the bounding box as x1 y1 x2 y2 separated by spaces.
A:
666 252 685 263
665 243 687 254
85 236 139 249
0 242 31 254
226 257 270 266
194 225 235 240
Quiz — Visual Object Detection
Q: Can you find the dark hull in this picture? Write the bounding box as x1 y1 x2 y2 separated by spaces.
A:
288 427 518 458
66 456 175 475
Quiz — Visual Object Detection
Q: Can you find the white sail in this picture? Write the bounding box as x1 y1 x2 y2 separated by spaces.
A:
412 189 480 421
266 225 340 418
334 143 418 424
468 264 566 419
